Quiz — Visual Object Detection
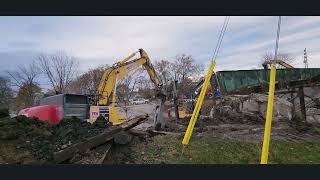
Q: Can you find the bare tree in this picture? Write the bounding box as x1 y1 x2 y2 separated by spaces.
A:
135 75 156 99
154 60 173 84
116 72 140 102
261 52 295 68
6 62 39 88
115 72 141 117
171 54 204 97
0 76 13 110
38 52 79 93
15 83 42 110
173 54 204 83
6 61 40 107
67 64 109 95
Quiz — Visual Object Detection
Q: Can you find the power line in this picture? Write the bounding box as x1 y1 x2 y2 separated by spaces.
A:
212 17 228 60
212 16 230 61
274 16 282 61
304 48 308 68
211 16 230 96
214 16 230 60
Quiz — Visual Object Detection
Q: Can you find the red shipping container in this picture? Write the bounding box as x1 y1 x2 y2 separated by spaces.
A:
18 105 64 124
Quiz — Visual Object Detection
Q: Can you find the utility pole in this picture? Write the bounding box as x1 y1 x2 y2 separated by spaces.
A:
172 74 179 123
303 48 308 68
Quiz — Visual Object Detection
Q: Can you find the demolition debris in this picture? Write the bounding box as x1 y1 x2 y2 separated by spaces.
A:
0 114 148 164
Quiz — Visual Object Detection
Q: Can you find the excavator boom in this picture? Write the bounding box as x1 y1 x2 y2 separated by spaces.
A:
96 49 163 105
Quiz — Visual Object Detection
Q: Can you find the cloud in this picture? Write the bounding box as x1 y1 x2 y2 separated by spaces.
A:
0 16 320 77
8 40 38 49
0 50 38 72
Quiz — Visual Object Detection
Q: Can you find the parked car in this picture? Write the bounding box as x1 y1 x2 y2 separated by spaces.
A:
130 98 149 105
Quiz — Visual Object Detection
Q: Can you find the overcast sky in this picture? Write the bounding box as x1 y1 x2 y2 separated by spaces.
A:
1 16 320 86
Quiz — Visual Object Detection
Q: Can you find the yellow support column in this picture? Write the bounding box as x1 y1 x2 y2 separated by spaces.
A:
260 64 276 164
182 60 216 145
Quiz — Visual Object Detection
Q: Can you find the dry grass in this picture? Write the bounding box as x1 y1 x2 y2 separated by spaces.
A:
130 134 320 164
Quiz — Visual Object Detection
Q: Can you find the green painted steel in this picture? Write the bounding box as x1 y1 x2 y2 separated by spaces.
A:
216 68 320 92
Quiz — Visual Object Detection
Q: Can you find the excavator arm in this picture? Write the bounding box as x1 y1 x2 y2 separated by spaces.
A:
262 60 294 69
96 49 163 106
90 48 166 127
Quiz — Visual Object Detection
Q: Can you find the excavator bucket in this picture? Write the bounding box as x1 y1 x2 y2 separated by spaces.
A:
109 105 127 125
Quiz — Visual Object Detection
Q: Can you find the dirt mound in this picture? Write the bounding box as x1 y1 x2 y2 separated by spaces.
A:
0 108 9 118
53 117 107 150
0 115 109 164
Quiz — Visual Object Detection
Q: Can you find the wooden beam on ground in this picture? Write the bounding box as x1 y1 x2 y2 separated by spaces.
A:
119 114 148 130
147 129 181 136
274 90 296 94
298 87 307 121
53 114 148 163
128 129 151 136
97 143 112 164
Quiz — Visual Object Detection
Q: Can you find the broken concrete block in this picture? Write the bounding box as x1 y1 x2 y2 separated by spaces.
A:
241 100 259 112
306 116 316 124
314 115 320 123
255 94 268 102
216 106 233 116
307 108 320 115
210 108 214 119
239 93 292 120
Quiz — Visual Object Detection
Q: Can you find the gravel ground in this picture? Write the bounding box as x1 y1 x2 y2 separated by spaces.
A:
118 103 157 131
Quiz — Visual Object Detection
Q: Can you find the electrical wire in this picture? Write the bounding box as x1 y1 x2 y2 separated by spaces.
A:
179 16 231 157
212 17 228 60
214 16 230 60
274 16 282 61
211 16 230 94
212 16 230 61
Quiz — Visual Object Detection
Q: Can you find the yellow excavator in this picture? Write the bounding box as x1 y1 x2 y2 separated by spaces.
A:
88 49 166 125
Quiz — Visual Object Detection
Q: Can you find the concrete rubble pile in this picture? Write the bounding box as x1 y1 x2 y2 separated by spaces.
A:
206 92 320 125
240 93 293 121
306 108 320 124
208 93 293 123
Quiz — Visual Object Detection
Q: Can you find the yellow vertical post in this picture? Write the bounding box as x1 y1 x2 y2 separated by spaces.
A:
182 60 216 145
260 64 276 164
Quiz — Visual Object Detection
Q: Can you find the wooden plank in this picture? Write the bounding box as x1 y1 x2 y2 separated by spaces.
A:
53 125 121 163
298 87 307 121
147 129 181 136
119 114 148 130
97 143 112 164
128 129 151 136
53 114 148 163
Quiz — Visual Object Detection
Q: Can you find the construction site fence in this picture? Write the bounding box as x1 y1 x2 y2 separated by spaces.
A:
216 68 320 93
